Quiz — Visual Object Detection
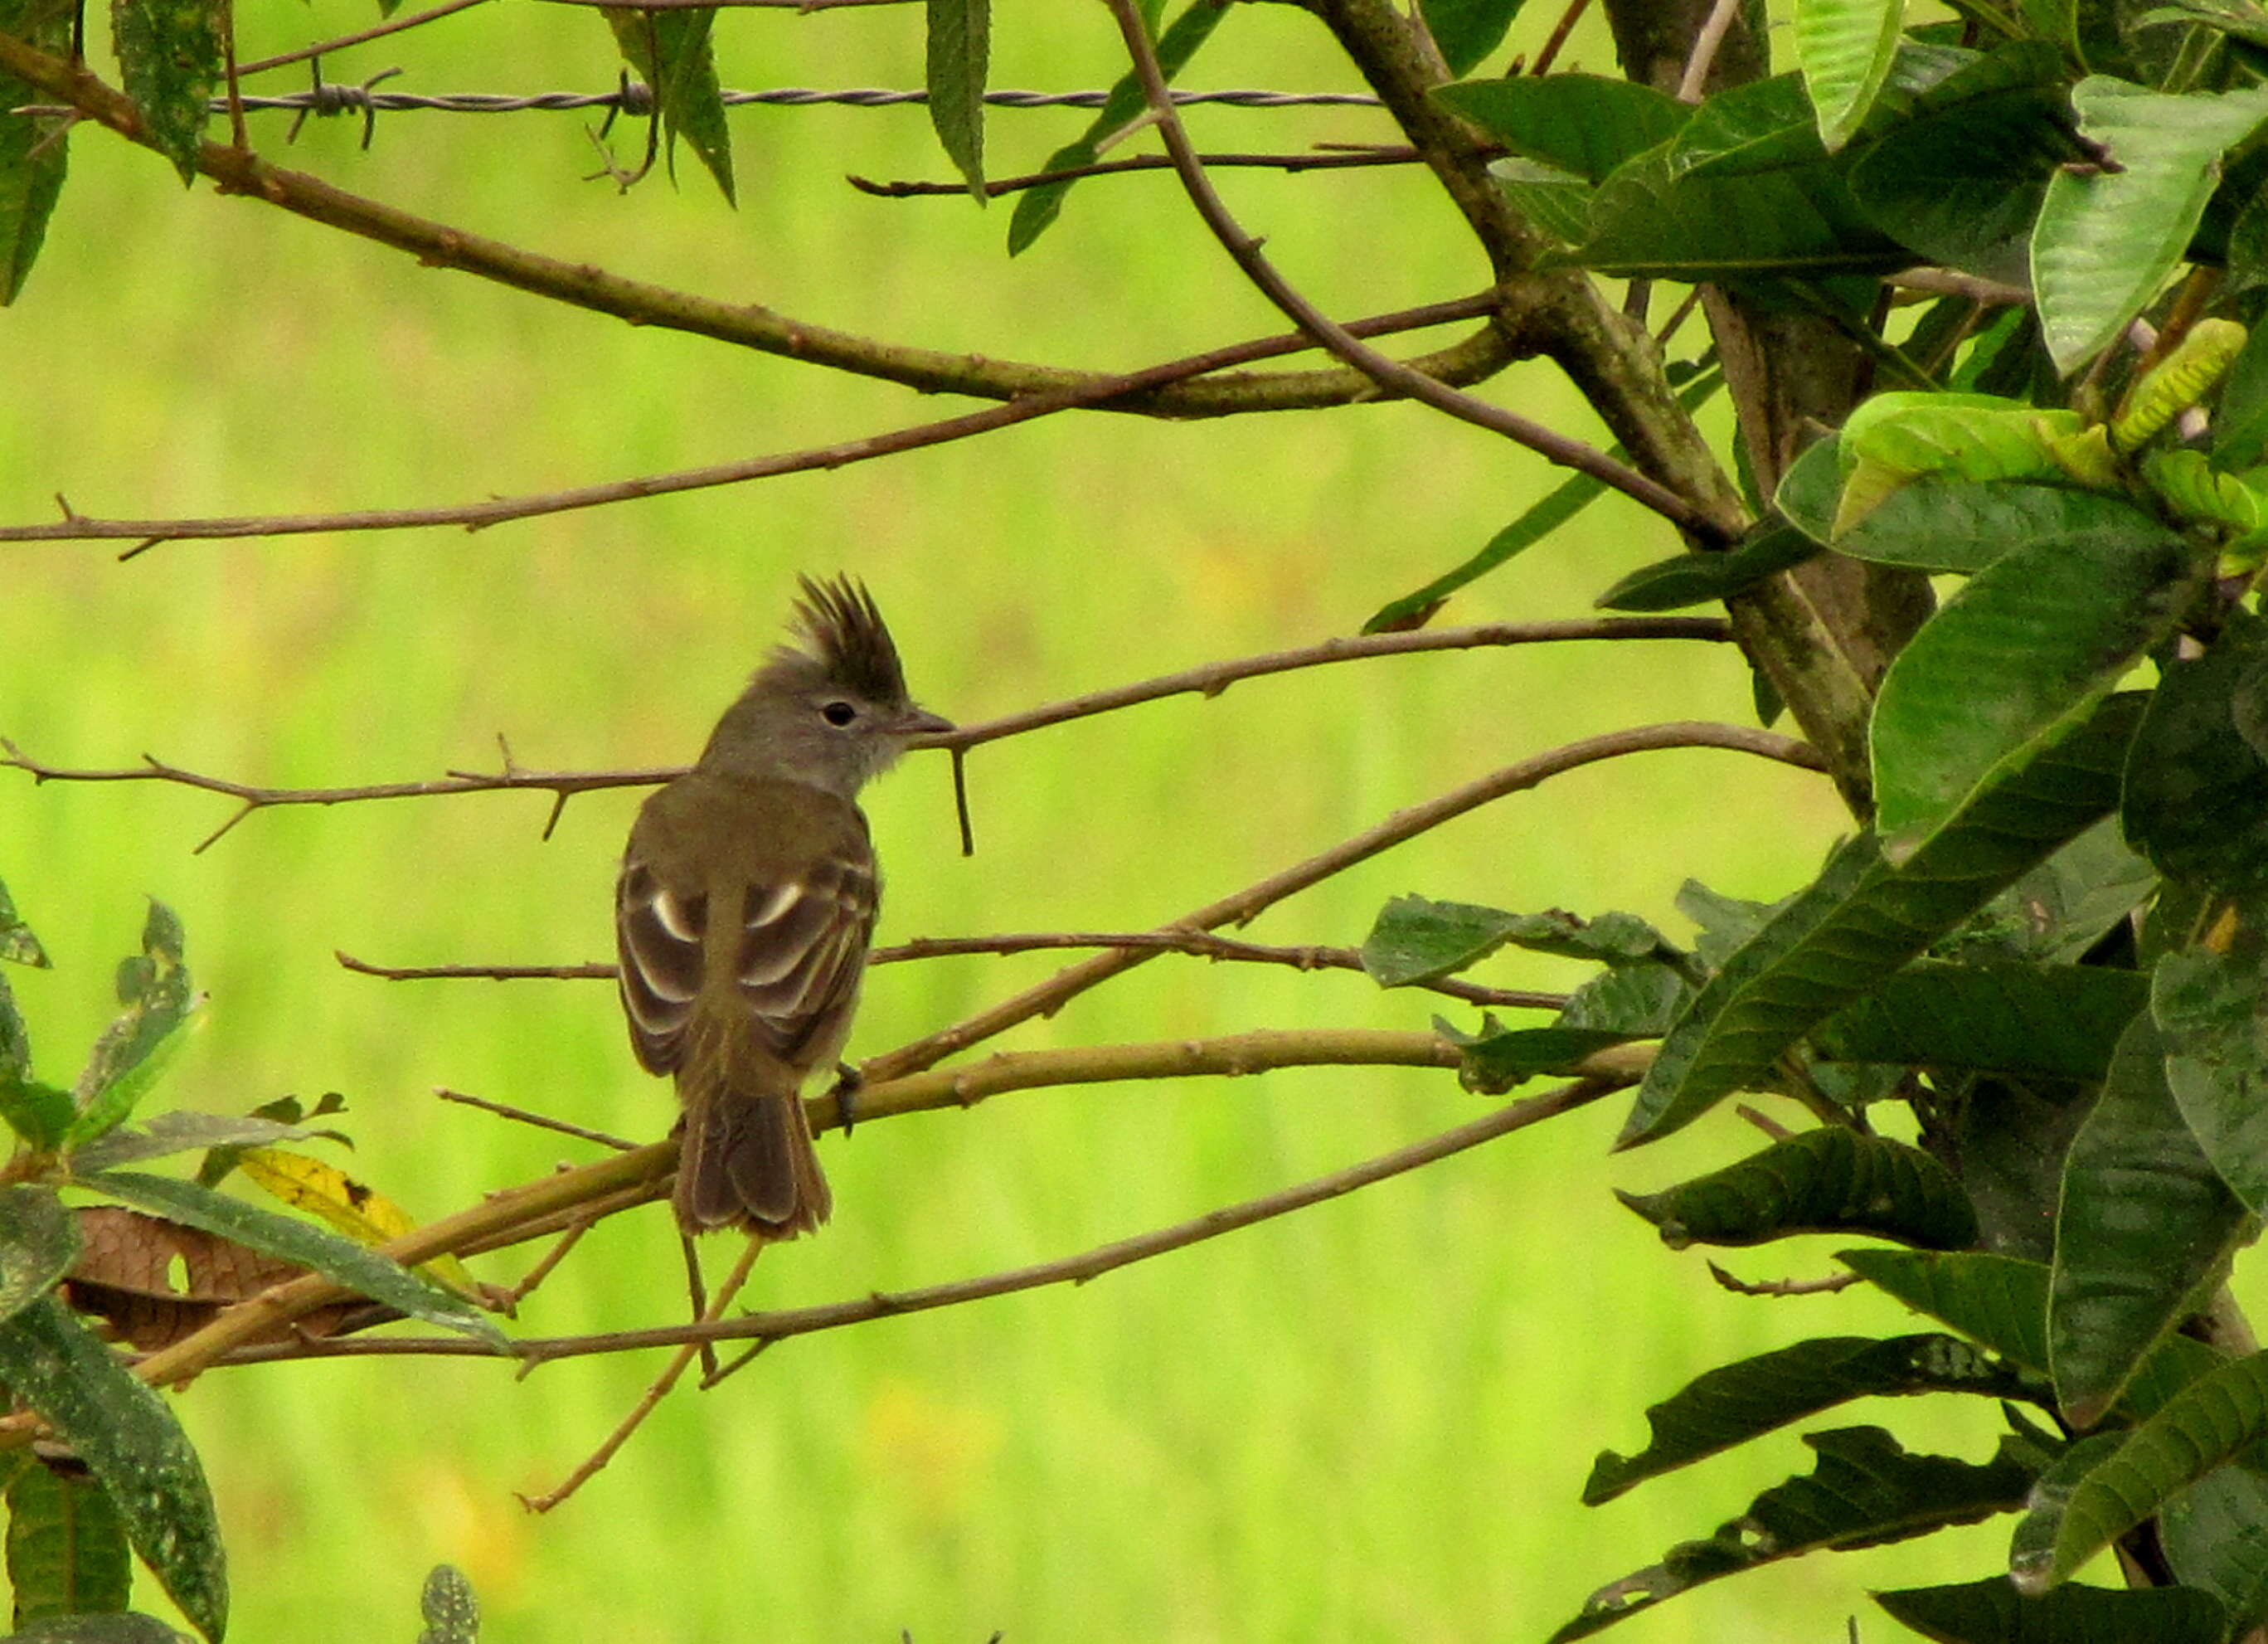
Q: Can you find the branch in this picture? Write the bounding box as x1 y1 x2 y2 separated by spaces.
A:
2 617 1730 843
213 1072 1626 1369
128 1027 1516 1384
864 722 1823 1083
341 932 1570 1010
0 294 1499 549
848 146 1424 199
0 31 1510 427
238 0 493 76
1100 0 1731 546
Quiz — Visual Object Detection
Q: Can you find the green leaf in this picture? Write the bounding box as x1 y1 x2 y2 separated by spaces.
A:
924 0 988 202
2125 610 2268 893
1419 0 1524 76
0 879 46 972
6 1463 130 1629
2215 313 2268 471
66 903 195 1154
0 1298 226 1641
1877 1576 2227 1642
2116 319 2248 452
7 1616 191 1642
1813 961 2146 1082
0 0 71 303
2005 1432 2130 1584
75 1171 506 1350
2050 1011 2250 1428
1483 157 1594 243
1793 0 1905 151
1618 1129 1979 1250
1550 1428 2035 1642
2163 1462 2268 1632
1584 1334 2040 1506
1008 0 1222 254
1623 696 2142 1148
415 1564 479 1644
109 0 222 187
1433 75 1688 185
1593 522 1821 612
2032 77 2268 373
603 9 736 204
0 1080 74 1154
1840 479 2168 576
2157 943 2268 1215
1870 526 2194 863
1446 965 1688 1092
2015 1350 2268 1592
71 1111 347 1175
1842 1247 2226 1419
1362 370 1722 631
1842 42 2072 285
0 1188 76 1325
1987 816 2159 965
1360 896 1670 987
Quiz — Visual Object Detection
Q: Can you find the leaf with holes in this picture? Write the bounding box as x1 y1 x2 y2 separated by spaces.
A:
1585 1334 2041 1505
1618 1129 1978 1251
1361 896 1671 987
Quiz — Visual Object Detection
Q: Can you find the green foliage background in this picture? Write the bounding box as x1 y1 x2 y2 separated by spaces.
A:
0 2 2111 1637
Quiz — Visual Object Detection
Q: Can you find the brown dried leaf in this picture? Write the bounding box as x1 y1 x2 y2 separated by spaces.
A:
61 1206 360 1350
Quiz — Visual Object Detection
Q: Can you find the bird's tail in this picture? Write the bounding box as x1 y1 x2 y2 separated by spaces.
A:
673 1015 833 1238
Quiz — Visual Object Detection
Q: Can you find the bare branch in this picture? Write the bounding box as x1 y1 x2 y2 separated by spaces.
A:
0 295 1501 549
216 1073 1625 1370
238 0 493 77
1099 0 1734 546
341 931 1569 1012
1529 0 1591 75
1887 267 2032 308
4 617 1730 841
864 722 1823 1084
1676 0 1747 101
435 1087 636 1151
849 146 1424 199
1706 1262 1864 1298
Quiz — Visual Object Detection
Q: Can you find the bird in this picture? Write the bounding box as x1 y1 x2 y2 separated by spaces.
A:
614 576 951 1237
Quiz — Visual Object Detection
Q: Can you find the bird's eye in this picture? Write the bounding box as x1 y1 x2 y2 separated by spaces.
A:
821 700 859 727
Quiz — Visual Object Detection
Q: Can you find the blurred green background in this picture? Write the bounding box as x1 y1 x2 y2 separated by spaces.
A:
0 2 2098 1638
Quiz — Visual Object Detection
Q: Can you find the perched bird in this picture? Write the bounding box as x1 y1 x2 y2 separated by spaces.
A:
614 576 951 1237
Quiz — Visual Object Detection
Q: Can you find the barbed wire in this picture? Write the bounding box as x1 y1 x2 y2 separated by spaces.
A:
202 83 1387 117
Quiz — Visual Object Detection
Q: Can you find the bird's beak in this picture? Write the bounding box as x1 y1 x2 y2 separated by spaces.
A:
901 707 956 740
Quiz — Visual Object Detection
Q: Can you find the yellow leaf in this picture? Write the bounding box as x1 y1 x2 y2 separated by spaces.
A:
236 1147 479 1300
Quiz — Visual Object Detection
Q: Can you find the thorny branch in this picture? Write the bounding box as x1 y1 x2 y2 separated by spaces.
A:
0 616 1731 847
211 1073 1627 1372
338 930 1570 1013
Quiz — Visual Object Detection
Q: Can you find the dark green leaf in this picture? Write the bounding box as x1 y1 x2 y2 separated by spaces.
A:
0 1188 77 1325
1793 0 1905 150
1814 961 2146 1082
2157 943 2268 1215
1675 878 1792 970
2125 610 2268 893
1774 433 1845 543
2215 312 2268 470
1433 75 1688 184
1840 1247 2224 1418
2006 1432 2129 1582
1442 1022 1633 1095
1870 527 2194 863
603 9 736 203
1877 1576 2227 1642
1619 1128 1978 1250
7 1615 191 1642
2163 1462 2268 1632
1550 1428 2034 1641
1362 371 1722 632
1484 157 1593 242
2015 1350 2268 1591
0 1080 74 1153
1584 1334 2039 1505
1008 0 1224 255
77 1171 505 1349
2050 1011 2249 1428
109 0 222 187
0 878 46 970
0 1298 225 1641
1988 816 2159 965
1665 71 1823 178
66 905 192 1150
1360 896 1669 987
415 1564 478 1644
924 0 988 201
1593 522 1821 611
1419 0 1524 76
2033 78 2268 372
1625 701 2139 1146
7 1463 130 1629
72 1111 347 1175
1840 481 2165 575
0 0 68 303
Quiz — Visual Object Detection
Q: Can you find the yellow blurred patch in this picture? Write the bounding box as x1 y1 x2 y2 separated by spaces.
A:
859 1379 1000 1525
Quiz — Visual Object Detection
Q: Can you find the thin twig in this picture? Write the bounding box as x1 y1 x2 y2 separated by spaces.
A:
1706 1262 1863 1298
342 932 1569 1011
519 1238 763 1512
1677 0 1747 102
4 617 1730 845
1887 268 2032 308
498 1218 596 1308
436 1087 636 1151
848 146 1423 199
238 0 493 77
1099 0 1735 547
863 722 1823 1085
0 294 1500 549
221 1074 1622 1369
1528 0 1591 75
